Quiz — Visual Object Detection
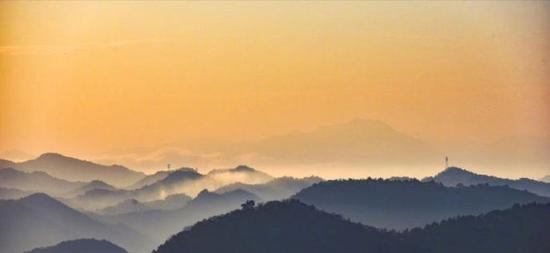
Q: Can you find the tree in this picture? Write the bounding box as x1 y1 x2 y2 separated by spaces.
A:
241 200 255 209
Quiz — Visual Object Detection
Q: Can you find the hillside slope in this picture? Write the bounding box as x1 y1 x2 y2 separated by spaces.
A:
153 200 550 253
425 167 550 197
0 193 151 253
292 179 548 229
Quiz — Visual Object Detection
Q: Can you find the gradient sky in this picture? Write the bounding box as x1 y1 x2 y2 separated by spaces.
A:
1 1 549 177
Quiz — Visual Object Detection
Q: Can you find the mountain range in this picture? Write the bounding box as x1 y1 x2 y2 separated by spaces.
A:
2 150 549 253
153 200 550 253
424 167 550 197
0 168 84 195
292 178 549 229
70 165 273 210
1 153 145 186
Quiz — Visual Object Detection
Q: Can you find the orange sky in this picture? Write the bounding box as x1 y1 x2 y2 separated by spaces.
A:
1 1 549 177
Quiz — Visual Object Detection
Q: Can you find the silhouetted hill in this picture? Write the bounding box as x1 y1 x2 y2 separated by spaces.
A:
15 153 145 186
188 189 261 208
153 200 403 253
404 203 550 253
101 189 262 249
0 187 32 199
126 169 173 189
425 167 550 197
155 168 203 185
152 201 550 253
0 168 83 195
131 167 206 200
0 193 151 253
292 179 549 229
207 165 273 184
24 239 128 253
215 176 322 201
68 180 117 197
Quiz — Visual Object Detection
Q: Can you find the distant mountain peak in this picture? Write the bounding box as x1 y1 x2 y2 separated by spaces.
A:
17 152 145 186
208 165 258 174
226 188 253 196
175 167 198 172
439 166 472 175
88 180 112 187
20 192 60 205
161 169 203 184
207 165 273 182
36 152 81 162
233 165 256 172
38 152 64 158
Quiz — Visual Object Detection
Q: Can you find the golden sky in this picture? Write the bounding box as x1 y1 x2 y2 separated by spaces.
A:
1 1 549 177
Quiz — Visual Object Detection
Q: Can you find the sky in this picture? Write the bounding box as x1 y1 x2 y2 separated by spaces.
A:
1 1 549 178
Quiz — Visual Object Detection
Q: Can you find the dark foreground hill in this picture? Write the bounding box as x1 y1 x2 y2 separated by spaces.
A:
292 179 549 229
404 203 550 253
154 200 405 253
100 189 262 249
153 200 550 253
425 167 550 197
24 239 128 253
0 193 151 253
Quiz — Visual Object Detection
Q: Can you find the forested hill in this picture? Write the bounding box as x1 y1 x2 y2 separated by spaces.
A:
292 178 549 229
153 200 550 253
154 200 407 253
